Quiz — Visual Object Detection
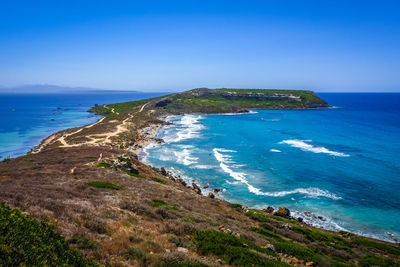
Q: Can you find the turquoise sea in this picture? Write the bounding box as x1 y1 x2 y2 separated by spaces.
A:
0 91 166 159
143 93 400 242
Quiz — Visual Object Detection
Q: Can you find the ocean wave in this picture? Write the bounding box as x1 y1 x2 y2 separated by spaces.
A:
279 139 350 157
270 149 281 153
163 115 204 143
158 146 198 166
213 148 341 200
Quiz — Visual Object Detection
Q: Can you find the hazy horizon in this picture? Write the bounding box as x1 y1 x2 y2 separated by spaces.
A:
1 1 399 92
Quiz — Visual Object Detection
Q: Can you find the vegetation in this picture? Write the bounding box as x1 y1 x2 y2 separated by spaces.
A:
0 202 97 266
193 229 288 266
86 181 122 190
358 255 400 267
151 199 168 207
96 162 111 168
152 177 167 184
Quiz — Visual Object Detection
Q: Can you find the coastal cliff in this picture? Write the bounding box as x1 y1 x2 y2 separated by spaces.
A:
1 89 399 266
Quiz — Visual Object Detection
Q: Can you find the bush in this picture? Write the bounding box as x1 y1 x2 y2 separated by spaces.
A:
0 202 97 266
358 255 400 267
68 236 99 250
272 241 316 262
86 181 122 190
230 203 242 209
352 238 400 255
250 226 283 241
244 210 268 222
193 230 288 267
96 162 111 168
151 199 168 207
152 177 167 184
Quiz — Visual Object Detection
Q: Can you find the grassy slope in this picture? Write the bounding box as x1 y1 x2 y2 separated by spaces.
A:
1 147 399 266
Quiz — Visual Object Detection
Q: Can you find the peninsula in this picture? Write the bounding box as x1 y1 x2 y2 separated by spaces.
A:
1 89 399 266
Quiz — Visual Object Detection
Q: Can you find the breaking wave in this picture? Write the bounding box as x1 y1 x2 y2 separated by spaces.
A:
213 148 341 200
279 139 350 157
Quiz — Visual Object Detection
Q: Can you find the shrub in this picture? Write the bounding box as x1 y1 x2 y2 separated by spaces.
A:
244 210 268 222
152 177 167 184
86 181 122 190
250 226 284 241
96 162 111 168
68 236 99 250
193 230 287 267
152 199 168 207
358 255 400 267
292 226 352 252
230 203 242 209
129 235 144 243
0 202 97 266
272 241 316 262
352 238 400 255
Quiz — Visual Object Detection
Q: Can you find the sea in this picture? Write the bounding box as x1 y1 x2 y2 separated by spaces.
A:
0 91 166 159
142 93 400 242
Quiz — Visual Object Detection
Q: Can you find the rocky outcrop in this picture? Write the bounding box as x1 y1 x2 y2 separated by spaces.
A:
273 207 290 218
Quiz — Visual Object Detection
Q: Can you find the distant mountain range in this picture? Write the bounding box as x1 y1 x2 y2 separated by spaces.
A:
0 84 138 93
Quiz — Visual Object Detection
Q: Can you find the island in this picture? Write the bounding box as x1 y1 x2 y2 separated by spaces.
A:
1 88 399 267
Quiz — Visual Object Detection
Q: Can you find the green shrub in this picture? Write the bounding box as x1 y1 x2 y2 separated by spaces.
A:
0 202 97 266
129 235 144 243
230 203 242 209
272 241 316 262
193 230 288 267
358 255 400 267
244 210 268 222
292 226 351 252
352 238 400 255
86 181 122 190
68 236 99 250
152 177 167 184
96 162 111 168
250 226 284 241
151 199 168 207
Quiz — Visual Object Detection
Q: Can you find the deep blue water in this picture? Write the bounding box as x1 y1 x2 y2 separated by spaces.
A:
143 93 400 241
0 91 167 159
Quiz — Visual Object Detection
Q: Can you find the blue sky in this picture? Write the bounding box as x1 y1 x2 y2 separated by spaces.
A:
0 0 399 92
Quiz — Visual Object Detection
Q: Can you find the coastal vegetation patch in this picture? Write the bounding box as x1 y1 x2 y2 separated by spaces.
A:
86 181 122 190
0 202 97 266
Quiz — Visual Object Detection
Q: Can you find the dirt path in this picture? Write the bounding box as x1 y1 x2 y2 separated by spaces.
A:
34 102 150 152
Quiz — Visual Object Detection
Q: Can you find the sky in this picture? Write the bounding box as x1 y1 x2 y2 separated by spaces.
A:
0 0 399 92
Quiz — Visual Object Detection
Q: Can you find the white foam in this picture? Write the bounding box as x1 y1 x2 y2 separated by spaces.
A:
163 115 205 143
279 139 350 157
157 145 198 166
191 164 216 169
270 149 281 153
213 148 341 200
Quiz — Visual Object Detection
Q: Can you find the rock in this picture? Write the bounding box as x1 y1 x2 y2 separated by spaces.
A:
234 232 241 238
216 259 223 265
203 184 209 189
161 167 167 176
218 224 225 230
266 244 276 252
306 262 315 266
242 243 249 248
214 188 222 193
274 207 290 218
263 206 274 214
208 192 215 199
239 206 249 213
297 217 304 223
177 247 188 253
192 183 202 195
282 223 292 230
